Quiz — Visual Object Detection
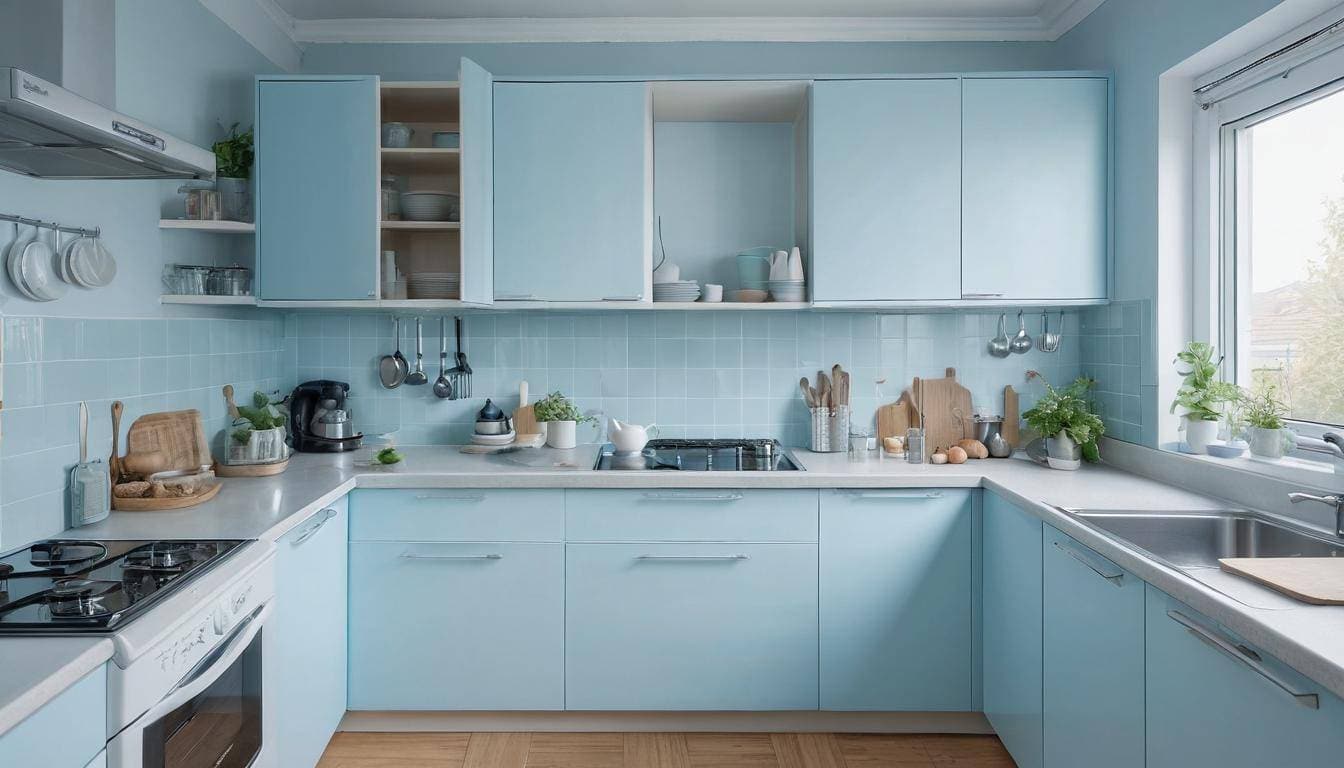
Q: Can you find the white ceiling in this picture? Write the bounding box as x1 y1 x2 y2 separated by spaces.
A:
271 1 1057 21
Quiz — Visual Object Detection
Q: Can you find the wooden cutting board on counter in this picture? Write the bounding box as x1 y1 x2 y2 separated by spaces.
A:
513 380 541 438
877 396 914 444
1002 385 1021 448
125 410 211 473
911 367 974 458
1219 558 1344 605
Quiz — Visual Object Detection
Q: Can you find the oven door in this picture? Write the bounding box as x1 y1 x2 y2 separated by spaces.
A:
109 603 272 768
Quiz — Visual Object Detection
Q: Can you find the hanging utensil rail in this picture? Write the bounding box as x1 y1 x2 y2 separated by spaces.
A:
0 212 100 238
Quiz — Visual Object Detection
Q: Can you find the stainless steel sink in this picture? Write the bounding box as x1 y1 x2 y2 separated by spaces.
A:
1070 510 1344 569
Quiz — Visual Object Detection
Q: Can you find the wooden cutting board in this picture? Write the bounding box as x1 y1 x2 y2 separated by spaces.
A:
1002 385 1021 449
513 380 540 438
876 396 914 444
125 410 211 474
1219 558 1344 605
911 368 974 459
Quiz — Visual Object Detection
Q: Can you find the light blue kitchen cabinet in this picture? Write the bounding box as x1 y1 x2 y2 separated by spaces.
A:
349 488 563 542
348 540 564 710
819 489 973 710
1042 525 1143 768
0 664 105 768
982 491 1043 768
493 82 649 302
273 498 347 768
83 751 105 768
256 76 379 301
566 542 818 710
962 77 1108 301
566 488 817 542
458 57 494 305
810 79 962 303
1146 586 1344 767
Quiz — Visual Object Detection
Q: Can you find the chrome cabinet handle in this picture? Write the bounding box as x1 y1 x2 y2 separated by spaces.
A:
635 554 750 561
401 553 503 561
840 490 944 500
414 493 486 503
639 492 744 502
1167 610 1319 709
1052 540 1124 586
962 292 1005 298
495 293 537 300
291 507 337 546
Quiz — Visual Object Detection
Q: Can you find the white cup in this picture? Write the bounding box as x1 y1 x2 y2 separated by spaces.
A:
703 283 723 302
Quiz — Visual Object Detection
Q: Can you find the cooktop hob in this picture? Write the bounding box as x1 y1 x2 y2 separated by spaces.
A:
594 439 802 471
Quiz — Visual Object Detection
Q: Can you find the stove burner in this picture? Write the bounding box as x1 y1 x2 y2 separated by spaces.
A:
29 541 108 568
50 578 96 598
44 579 117 619
123 542 201 572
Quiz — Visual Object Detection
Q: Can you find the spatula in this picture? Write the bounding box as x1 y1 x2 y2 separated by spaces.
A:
70 401 110 527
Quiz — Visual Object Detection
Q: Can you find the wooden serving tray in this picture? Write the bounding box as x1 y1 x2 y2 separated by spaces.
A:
112 481 221 511
215 458 289 477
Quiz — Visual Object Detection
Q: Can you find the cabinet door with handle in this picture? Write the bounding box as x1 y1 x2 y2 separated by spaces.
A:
1146 586 1344 767
1042 525 1143 768
493 82 649 302
566 542 818 710
256 76 378 300
272 497 348 768
819 489 973 710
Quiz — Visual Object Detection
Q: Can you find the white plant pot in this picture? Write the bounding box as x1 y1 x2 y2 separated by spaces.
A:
1184 416 1218 454
1046 431 1081 462
545 420 577 450
1247 426 1285 459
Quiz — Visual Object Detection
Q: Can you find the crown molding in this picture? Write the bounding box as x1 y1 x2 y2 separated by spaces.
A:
199 0 302 71
1040 0 1107 38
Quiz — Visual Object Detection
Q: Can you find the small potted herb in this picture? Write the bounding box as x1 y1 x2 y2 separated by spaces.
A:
1023 373 1104 468
1241 384 1289 459
213 123 254 222
533 391 596 449
228 390 287 463
1170 342 1239 454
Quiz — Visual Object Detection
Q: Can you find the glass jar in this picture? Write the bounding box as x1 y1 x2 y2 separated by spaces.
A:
905 427 926 464
380 174 400 220
217 265 252 296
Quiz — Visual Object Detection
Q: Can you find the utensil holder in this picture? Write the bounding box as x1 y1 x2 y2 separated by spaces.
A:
809 405 851 452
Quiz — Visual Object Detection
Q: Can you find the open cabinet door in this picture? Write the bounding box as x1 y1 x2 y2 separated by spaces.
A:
459 57 494 306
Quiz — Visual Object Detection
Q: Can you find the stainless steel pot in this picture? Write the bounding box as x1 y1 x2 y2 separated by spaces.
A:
475 418 512 436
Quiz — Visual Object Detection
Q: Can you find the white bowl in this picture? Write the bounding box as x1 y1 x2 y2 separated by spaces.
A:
400 191 459 221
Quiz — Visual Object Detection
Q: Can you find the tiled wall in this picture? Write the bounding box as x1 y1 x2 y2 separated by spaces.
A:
286 310 1083 447
0 315 287 548
1078 300 1150 445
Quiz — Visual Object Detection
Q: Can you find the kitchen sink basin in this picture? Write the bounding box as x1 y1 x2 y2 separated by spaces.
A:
1067 510 1344 568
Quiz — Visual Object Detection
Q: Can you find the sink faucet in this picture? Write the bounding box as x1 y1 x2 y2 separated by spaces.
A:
1288 492 1344 538
1295 431 1344 472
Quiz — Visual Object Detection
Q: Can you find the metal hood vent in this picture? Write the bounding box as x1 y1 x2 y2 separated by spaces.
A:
0 68 215 180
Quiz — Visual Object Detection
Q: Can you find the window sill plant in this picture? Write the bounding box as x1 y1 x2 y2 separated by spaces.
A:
1170 341 1239 454
1023 372 1104 469
1240 384 1289 459
533 391 596 450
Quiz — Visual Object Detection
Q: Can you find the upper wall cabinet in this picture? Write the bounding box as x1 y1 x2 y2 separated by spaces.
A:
256 76 379 301
493 82 651 302
811 79 962 303
962 77 1109 302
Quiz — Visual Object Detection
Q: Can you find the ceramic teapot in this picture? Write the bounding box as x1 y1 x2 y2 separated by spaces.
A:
609 418 659 454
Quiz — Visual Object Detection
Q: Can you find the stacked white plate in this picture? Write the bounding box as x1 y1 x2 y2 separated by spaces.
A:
407 271 460 300
400 191 459 222
653 280 701 302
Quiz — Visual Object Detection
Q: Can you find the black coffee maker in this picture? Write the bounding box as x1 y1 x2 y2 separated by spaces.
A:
289 380 362 453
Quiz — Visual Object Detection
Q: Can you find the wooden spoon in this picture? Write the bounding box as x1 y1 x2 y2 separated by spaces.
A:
110 400 123 484
223 384 241 420
799 377 816 408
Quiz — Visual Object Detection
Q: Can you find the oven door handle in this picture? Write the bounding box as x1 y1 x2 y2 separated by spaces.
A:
137 602 272 728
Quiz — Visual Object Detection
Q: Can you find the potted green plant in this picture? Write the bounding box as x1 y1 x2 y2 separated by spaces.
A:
533 391 595 449
228 390 287 463
213 123 254 222
1170 342 1239 454
1023 374 1104 469
1241 384 1289 458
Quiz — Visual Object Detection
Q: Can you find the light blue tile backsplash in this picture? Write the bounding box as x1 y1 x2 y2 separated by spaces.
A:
287 310 1083 448
0 315 287 548
1079 300 1149 445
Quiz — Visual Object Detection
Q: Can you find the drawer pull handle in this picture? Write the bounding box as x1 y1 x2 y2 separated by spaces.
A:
414 494 486 503
841 490 944 500
1052 540 1123 586
1167 610 1319 709
635 554 750 561
291 508 337 546
962 292 1005 298
639 492 744 502
401 553 503 561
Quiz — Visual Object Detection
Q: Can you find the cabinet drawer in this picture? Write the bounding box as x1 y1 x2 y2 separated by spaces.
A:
566 489 817 541
566 542 819 710
348 541 564 710
349 489 563 542
0 664 105 768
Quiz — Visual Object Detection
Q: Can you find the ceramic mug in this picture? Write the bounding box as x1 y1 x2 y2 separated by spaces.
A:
703 283 723 302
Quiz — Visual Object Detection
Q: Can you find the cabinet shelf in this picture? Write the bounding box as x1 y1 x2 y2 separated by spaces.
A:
382 147 459 176
381 220 460 230
160 294 257 305
158 219 255 233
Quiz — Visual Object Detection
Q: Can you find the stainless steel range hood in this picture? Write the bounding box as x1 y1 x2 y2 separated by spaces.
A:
0 68 215 180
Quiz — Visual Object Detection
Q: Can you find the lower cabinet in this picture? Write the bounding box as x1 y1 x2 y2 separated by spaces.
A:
566 542 819 710
1042 525 1144 768
273 498 348 768
982 491 1043 768
1146 586 1344 767
0 664 105 768
348 540 565 709
820 489 973 710
84 751 105 768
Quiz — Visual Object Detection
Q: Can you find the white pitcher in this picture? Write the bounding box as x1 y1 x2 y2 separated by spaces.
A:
609 418 659 454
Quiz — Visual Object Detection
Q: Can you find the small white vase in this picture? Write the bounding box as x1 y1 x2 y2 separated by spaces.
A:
1046 432 1081 461
1247 426 1285 459
545 420 577 449
1184 416 1218 454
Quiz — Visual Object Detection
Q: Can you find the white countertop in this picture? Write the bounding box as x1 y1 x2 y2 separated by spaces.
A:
5 443 1344 735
